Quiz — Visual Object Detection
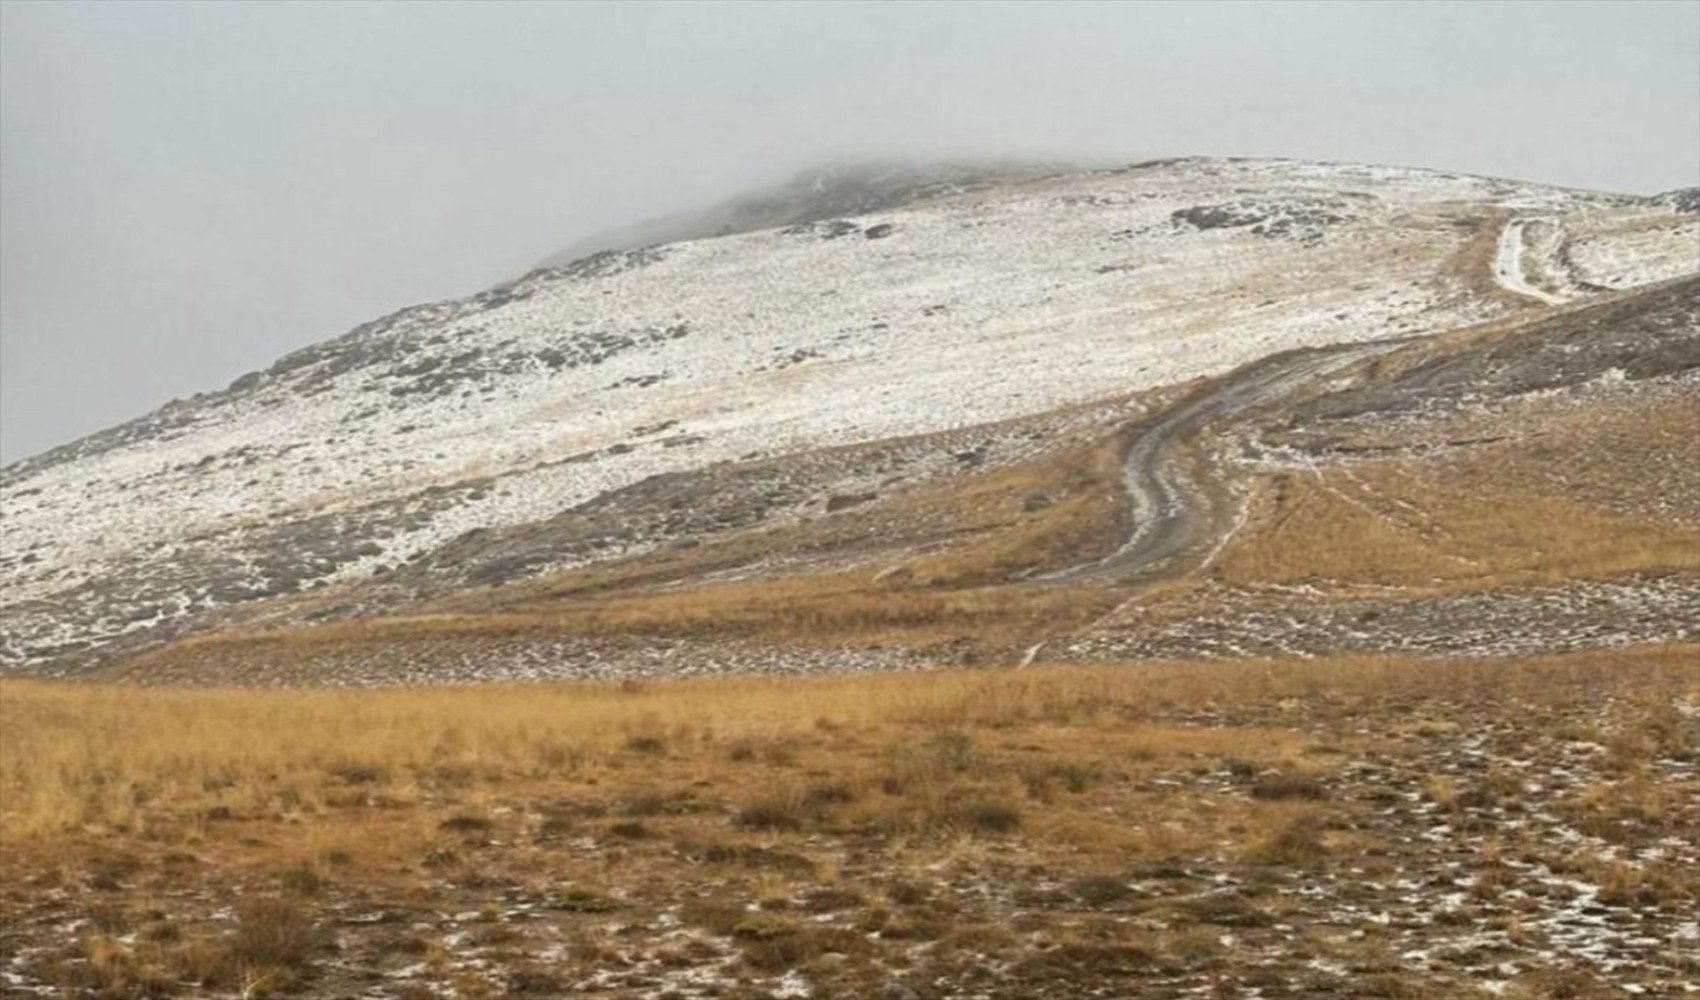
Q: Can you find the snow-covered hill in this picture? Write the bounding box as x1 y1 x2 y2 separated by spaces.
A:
3 156 1696 674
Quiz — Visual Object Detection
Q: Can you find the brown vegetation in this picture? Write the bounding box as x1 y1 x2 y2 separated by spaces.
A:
4 645 1696 996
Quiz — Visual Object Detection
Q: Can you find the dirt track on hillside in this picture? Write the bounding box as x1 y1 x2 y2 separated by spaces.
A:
1045 339 1404 587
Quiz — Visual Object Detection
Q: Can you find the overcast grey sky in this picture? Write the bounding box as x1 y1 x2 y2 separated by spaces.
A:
2 0 1696 463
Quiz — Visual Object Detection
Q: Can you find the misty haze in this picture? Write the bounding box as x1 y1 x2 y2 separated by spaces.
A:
1 2 1697 999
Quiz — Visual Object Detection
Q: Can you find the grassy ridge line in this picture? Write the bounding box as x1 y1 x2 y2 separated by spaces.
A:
4 644 1693 839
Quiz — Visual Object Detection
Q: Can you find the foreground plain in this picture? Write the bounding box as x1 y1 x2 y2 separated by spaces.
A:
3 646 1696 998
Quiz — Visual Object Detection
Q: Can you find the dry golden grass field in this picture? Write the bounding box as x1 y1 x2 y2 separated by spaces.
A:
3 645 1697 998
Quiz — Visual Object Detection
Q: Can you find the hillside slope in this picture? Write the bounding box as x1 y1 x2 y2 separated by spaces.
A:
2 157 1696 681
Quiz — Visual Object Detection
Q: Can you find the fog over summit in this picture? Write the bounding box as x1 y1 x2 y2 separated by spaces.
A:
540 159 1072 265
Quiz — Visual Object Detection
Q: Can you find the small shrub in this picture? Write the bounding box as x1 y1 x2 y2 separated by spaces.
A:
875 914 950 940
507 966 569 996
1250 772 1326 801
958 799 1022 834
438 812 493 833
1505 965 1615 1000
1244 815 1327 866
683 840 817 872
732 913 799 940
1069 875 1131 906
1223 758 1259 779
1470 865 1517 901
1639 699 1696 759
620 790 696 817
800 887 864 913
1014 944 1156 981
624 734 666 756
759 740 801 766
549 887 622 913
229 897 324 973
327 763 387 785
1353 973 1436 999
1055 763 1102 793
1026 760 1104 801
536 815 576 840
802 781 858 808
1421 775 1459 811
1594 860 1688 907
88 855 141 891
737 923 864 972
1162 928 1224 964
278 863 324 895
736 791 807 831
140 920 182 944
420 846 459 869
1146 891 1273 928
681 902 747 936
1458 769 1519 810
1603 729 1655 774
70 935 176 998
87 902 131 934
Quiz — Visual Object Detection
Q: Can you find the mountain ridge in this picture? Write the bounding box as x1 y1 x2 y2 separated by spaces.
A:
3 154 1679 480
2 155 1696 680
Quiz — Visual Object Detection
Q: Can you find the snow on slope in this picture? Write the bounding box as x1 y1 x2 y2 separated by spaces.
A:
1565 212 1700 290
2 157 1695 670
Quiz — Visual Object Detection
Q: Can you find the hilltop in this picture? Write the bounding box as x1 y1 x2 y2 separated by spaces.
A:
3 156 1696 683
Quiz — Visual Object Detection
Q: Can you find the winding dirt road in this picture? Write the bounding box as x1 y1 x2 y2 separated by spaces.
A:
1493 215 1577 305
1047 214 1597 591
1045 339 1405 586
